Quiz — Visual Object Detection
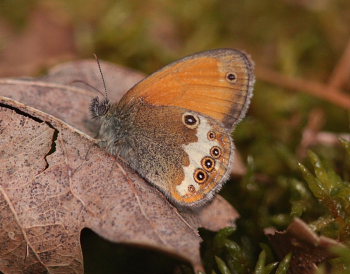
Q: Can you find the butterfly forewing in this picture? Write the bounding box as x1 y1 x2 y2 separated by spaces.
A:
118 48 255 130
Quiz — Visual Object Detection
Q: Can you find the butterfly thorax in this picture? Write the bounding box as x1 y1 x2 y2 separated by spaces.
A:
98 101 136 158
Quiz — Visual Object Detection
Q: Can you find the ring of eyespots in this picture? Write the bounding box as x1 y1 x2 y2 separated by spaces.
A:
194 168 208 184
207 131 216 141
210 146 222 159
182 113 200 129
201 156 215 172
226 72 237 83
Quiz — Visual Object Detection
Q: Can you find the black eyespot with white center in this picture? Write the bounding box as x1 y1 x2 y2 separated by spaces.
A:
210 146 222 159
201 156 215 172
188 185 196 193
207 131 216 141
226 72 237 83
194 169 208 184
185 115 196 125
182 113 200 129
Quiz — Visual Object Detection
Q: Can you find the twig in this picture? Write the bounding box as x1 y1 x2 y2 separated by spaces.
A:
328 39 350 89
256 67 350 109
315 132 350 146
297 108 325 157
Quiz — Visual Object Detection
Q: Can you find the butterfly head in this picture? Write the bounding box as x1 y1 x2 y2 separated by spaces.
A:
90 96 110 119
90 54 112 119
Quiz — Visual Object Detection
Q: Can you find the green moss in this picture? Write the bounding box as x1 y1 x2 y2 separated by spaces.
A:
298 141 350 241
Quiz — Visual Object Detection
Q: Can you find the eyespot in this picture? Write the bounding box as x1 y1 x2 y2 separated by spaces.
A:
188 185 196 193
210 146 222 159
182 113 200 129
207 131 216 141
226 72 237 83
194 169 208 184
201 156 215 172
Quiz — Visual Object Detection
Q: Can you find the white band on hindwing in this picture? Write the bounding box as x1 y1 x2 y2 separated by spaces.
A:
176 115 221 196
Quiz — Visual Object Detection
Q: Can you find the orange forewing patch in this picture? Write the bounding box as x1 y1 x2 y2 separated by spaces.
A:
119 49 254 130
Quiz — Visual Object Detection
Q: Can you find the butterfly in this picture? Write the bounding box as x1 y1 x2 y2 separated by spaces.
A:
90 49 255 208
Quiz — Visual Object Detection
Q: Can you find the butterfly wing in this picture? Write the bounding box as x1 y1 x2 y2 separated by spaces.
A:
101 49 255 207
118 48 255 130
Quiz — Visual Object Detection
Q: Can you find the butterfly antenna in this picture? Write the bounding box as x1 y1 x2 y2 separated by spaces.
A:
94 54 108 100
70 80 105 97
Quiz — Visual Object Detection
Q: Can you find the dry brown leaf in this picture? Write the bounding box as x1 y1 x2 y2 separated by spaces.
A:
0 60 239 273
266 218 342 274
0 97 237 273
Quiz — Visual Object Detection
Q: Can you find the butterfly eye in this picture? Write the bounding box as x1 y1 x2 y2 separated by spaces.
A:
194 169 208 184
210 146 222 159
182 113 200 129
201 156 215 172
207 131 216 141
226 72 237 83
